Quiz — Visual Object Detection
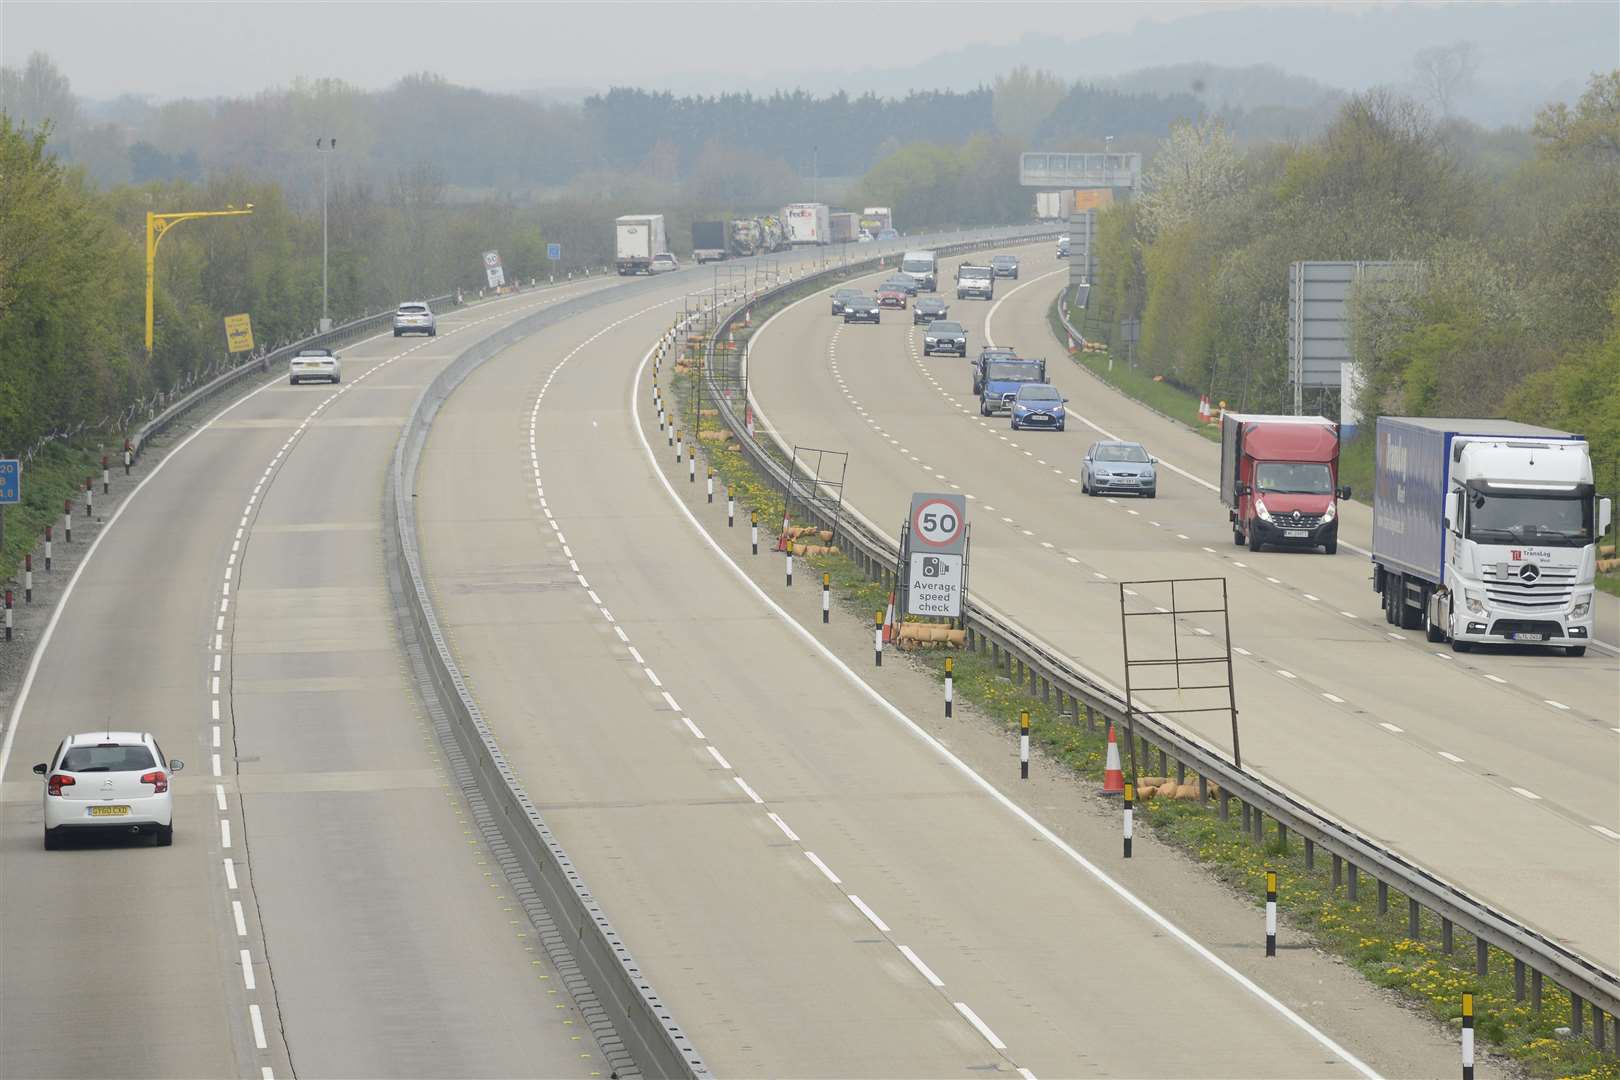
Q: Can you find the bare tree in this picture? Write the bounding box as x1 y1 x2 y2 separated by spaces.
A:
1136 117 1245 241
1412 41 1478 118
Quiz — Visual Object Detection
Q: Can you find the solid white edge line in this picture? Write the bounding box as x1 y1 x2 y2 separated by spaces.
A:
630 335 1382 1080
897 944 944 987
953 1001 1007 1050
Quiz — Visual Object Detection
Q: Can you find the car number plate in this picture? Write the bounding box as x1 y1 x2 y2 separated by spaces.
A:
88 805 130 817
1510 632 1545 641
1284 529 1309 538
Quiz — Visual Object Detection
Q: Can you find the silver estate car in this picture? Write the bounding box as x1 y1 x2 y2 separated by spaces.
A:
393 301 437 337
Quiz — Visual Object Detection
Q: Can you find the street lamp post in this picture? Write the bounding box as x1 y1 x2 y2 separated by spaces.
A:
145 205 254 355
316 137 337 332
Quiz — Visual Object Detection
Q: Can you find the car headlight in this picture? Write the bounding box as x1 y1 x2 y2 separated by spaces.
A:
1322 500 1336 522
1254 499 1273 522
1571 595 1591 617
1464 589 1486 614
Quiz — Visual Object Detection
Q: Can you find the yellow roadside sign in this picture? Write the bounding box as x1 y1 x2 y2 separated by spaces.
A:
224 313 254 353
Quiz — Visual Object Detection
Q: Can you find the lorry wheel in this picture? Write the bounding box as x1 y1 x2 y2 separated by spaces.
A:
1566 646 1587 657
1381 585 1396 624
1425 611 1446 643
1232 526 1245 547
1400 598 1425 632
1247 528 1262 553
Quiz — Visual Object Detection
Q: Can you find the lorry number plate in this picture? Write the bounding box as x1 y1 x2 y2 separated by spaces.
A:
1284 529 1309 538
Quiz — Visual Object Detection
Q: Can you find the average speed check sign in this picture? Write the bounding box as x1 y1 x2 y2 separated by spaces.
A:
909 492 967 554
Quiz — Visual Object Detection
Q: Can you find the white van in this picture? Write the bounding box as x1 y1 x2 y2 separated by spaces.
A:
900 250 938 292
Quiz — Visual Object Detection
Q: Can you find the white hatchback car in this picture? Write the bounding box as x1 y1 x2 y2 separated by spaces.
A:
649 252 680 274
34 732 184 849
288 346 341 385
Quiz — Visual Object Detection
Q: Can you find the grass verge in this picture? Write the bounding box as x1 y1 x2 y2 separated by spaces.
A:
668 283 1617 1079
1 441 108 584
1046 296 1219 443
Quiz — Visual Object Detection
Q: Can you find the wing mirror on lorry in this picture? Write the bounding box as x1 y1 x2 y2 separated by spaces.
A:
1233 482 1250 497
1444 491 1459 533
1601 497 1613 537
1337 485 1352 500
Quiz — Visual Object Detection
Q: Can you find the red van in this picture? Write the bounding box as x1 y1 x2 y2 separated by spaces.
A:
1220 413 1349 554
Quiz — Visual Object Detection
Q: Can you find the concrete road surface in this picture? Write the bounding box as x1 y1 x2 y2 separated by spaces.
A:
744 241 1620 971
413 268 1462 1077
0 284 628 1080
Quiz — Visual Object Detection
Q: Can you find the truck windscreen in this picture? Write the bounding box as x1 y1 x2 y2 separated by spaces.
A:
902 259 932 274
1467 490 1593 546
1255 462 1332 495
986 362 1039 382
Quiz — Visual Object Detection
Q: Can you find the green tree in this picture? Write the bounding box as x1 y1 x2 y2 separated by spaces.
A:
992 68 1068 144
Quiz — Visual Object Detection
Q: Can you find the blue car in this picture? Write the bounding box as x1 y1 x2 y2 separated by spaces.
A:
1010 383 1066 431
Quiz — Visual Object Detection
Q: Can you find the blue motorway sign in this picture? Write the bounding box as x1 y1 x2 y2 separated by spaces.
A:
547 243 562 261
0 459 19 505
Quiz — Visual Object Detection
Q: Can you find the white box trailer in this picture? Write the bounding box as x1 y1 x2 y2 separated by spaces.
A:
615 214 667 275
783 202 830 246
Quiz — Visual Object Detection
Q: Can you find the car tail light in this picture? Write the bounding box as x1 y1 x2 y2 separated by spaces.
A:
47 774 75 797
141 770 168 794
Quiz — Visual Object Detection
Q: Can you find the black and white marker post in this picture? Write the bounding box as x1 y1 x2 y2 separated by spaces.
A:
727 486 735 527
874 611 884 666
1122 782 1134 858
1019 710 1030 780
688 450 696 484
24 554 32 603
124 440 132 476
63 500 72 544
944 656 953 717
785 546 793 587
101 456 109 494
707 467 714 503
4 590 11 642
675 431 683 464
751 511 759 555
84 478 93 517
1461 994 1475 1080
1265 871 1278 957
44 525 53 570
821 572 830 623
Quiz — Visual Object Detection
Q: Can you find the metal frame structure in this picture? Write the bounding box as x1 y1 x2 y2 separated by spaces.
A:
1118 577 1241 774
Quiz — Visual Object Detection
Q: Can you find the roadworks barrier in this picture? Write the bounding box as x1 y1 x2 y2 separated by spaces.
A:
895 623 966 649
1134 776 1222 801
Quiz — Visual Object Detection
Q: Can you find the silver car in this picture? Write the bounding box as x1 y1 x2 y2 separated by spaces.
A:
289 347 341 385
1082 440 1158 497
393 301 437 337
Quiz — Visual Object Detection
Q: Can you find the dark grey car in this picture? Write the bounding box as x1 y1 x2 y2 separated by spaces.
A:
831 288 863 315
843 296 881 324
922 320 966 356
913 297 949 325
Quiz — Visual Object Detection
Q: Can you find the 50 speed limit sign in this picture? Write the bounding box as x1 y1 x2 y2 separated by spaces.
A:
908 492 967 554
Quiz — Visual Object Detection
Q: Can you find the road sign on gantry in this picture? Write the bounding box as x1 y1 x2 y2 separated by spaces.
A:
908 491 967 555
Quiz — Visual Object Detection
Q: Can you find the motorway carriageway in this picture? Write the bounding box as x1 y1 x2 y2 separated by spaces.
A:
413 250 1462 1076
0 270 703 1080
744 240 1620 974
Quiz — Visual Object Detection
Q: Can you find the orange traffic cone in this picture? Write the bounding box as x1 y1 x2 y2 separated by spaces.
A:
1067 334 1077 355
1100 723 1125 796
882 591 896 643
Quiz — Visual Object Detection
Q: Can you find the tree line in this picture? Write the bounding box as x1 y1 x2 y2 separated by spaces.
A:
1087 73 1620 491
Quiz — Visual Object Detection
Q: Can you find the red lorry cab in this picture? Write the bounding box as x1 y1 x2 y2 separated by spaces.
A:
1219 413 1348 554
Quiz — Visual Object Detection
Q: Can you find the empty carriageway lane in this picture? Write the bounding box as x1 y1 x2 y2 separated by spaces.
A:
745 245 1620 973
408 260 1422 1079
0 282 614 1080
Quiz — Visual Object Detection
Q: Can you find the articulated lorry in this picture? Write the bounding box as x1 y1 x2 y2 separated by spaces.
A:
728 216 785 257
615 214 666 275
783 202 831 245
1371 417 1610 655
691 221 728 263
829 211 859 244
1221 413 1348 554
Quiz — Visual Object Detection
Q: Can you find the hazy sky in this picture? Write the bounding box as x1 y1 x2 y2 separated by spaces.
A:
3 1 1224 100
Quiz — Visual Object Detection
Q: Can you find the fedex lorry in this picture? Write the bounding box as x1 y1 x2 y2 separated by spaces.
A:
783 203 831 246
1221 413 1348 554
615 214 667 275
1371 417 1609 655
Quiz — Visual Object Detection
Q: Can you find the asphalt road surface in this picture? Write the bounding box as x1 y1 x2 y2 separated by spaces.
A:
743 241 1620 973
413 262 1460 1077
